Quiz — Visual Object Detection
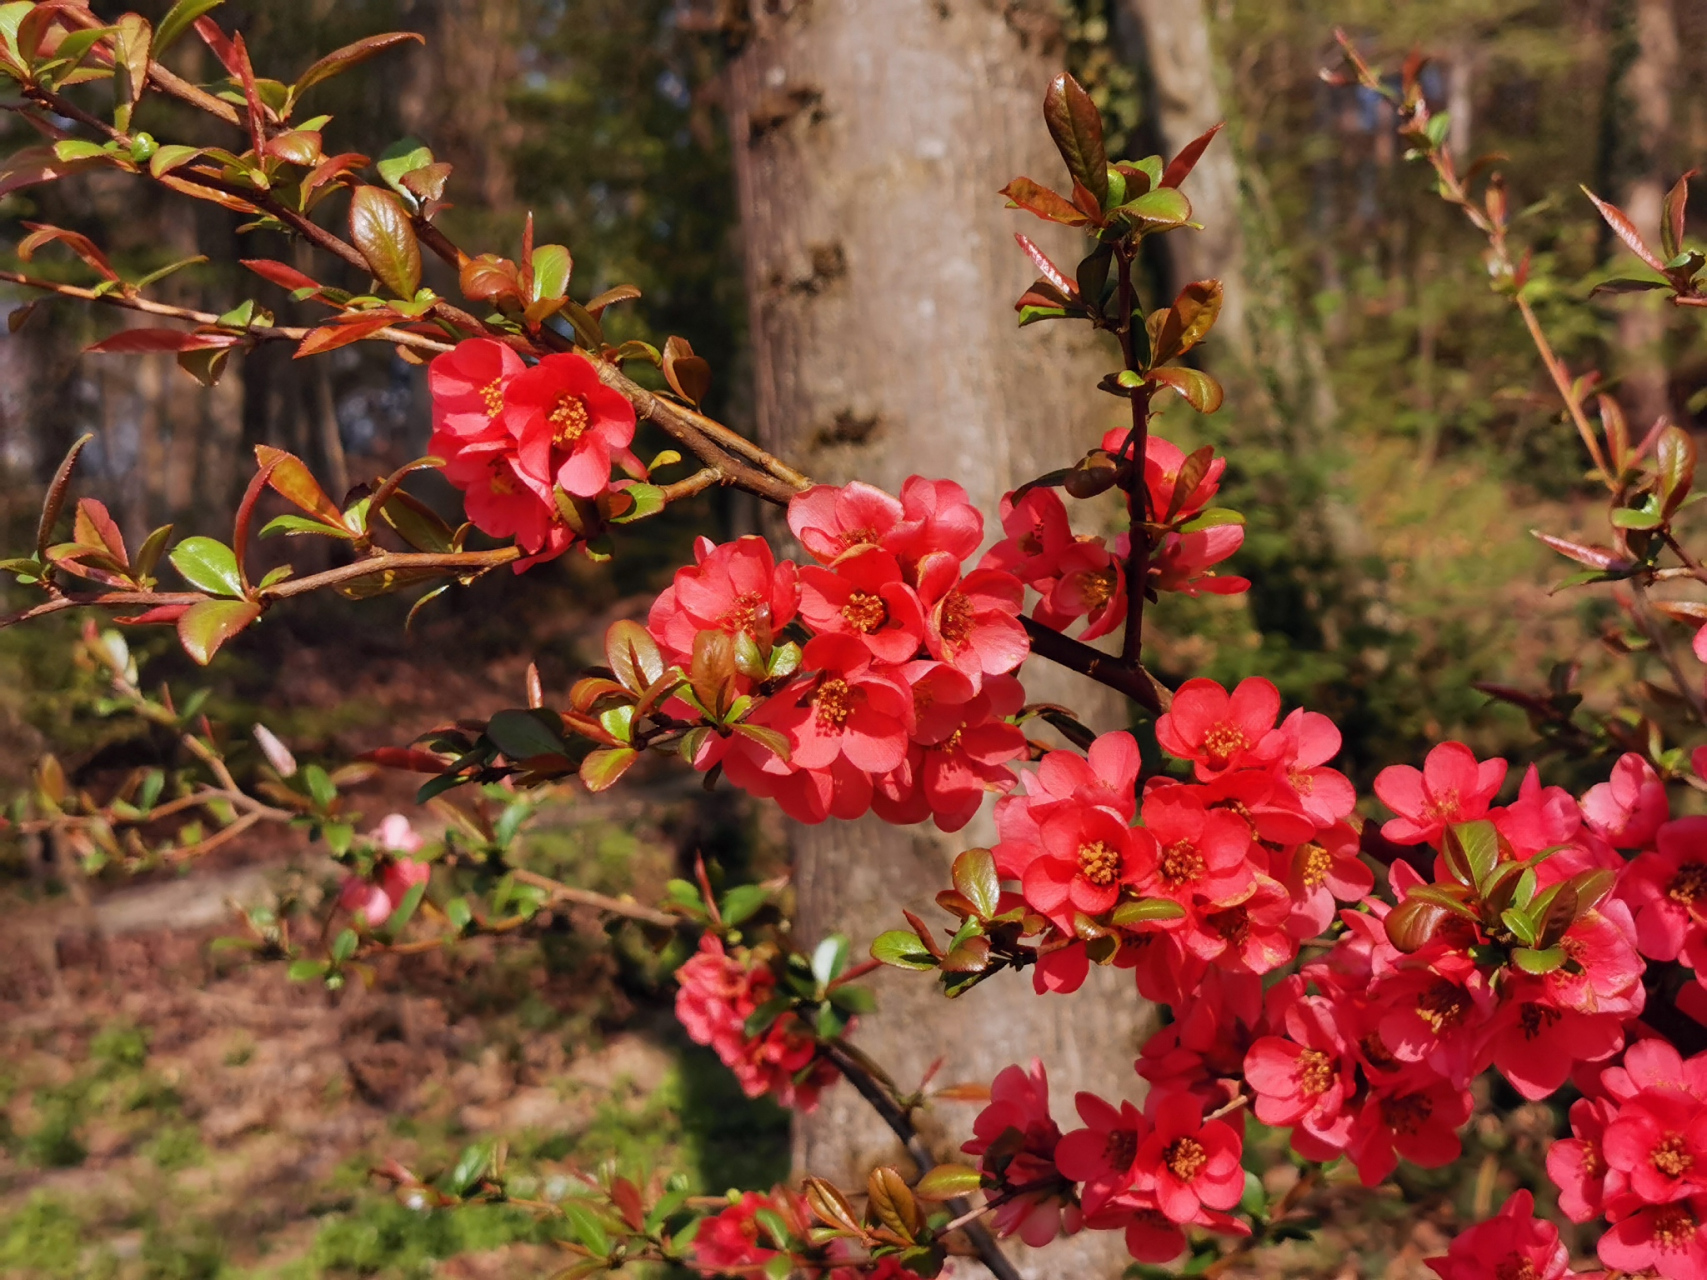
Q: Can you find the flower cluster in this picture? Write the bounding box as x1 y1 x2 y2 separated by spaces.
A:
1549 1039 1707 1279
337 813 430 928
648 478 1031 830
963 1059 1248 1263
982 433 1247 639
428 338 645 569
674 934 838 1110
689 1186 912 1279
996 677 1366 1001
1424 1190 1572 1280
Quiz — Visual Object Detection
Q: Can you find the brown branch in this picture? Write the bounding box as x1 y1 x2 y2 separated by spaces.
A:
0 269 454 355
507 868 679 927
1113 244 1153 664
658 467 723 503
1020 615 1168 715
55 6 242 125
256 547 522 600
817 1041 1022 1280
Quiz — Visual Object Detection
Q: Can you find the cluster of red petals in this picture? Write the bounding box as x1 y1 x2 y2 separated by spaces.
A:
1549 1040 1707 1280
998 678 1364 1002
1424 1190 1572 1280
428 338 644 571
981 435 1247 641
688 1186 912 1279
965 1059 1248 1263
337 813 429 928
647 478 1030 831
673 935 836 1110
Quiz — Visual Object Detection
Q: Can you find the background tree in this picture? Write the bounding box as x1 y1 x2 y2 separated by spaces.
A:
723 1 1144 1271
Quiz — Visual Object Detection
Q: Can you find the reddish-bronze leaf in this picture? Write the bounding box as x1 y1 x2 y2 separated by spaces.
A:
348 186 422 299
1013 234 1076 300
241 258 323 294
1163 122 1225 190
1042 73 1107 205
999 176 1091 226
293 32 424 98
86 329 240 354
1583 185 1669 274
294 312 399 357
18 222 119 282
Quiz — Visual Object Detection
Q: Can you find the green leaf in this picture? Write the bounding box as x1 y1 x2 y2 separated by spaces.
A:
531 243 572 301
811 934 850 987
1451 821 1501 889
719 882 769 926
52 139 111 163
611 482 665 523
1177 507 1245 533
951 848 1001 920
331 927 358 963
871 929 938 970
828 983 876 1015
1111 897 1187 926
484 708 568 761
444 1141 495 1198
384 880 427 937
1501 907 1538 947
1511 945 1566 974
286 959 328 982
1401 885 1480 921
260 513 353 539
347 186 421 299
176 599 260 665
1148 366 1223 413
375 136 434 197
1611 505 1664 530
445 896 472 931
914 1163 983 1201
743 993 792 1039
169 535 244 596
579 746 638 792
154 0 224 56
1116 187 1192 230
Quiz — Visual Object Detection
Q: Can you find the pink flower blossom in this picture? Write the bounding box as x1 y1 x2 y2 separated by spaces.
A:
1373 741 1508 846
1424 1189 1570 1280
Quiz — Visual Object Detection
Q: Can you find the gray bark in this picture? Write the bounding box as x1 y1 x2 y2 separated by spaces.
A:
1617 0 1679 432
726 3 1152 1274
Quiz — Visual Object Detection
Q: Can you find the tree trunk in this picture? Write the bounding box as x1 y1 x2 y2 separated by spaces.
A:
1616 0 1678 432
1113 0 1335 434
726 3 1150 1273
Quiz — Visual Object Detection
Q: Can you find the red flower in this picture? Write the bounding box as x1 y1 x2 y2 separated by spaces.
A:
1344 1078 1472 1186
1244 995 1357 1158
787 481 906 565
1021 805 1157 928
872 666 1026 832
768 635 914 777
1603 1090 1707 1204
1620 816 1707 966
982 486 1078 588
1134 786 1255 907
1056 1092 1149 1216
428 337 523 444
1155 677 1280 779
962 1061 1080 1248
891 475 983 568
1373 741 1508 846
797 547 926 665
1037 540 1127 641
1279 821 1375 940
1260 707 1356 829
647 535 801 664
1130 1092 1245 1223
1582 753 1669 848
1482 986 1624 1101
673 935 836 1110
439 431 567 564
1143 524 1250 596
995 731 1142 857
1141 436 1227 524
916 553 1028 685
1374 965 1495 1088
690 1191 782 1274
503 351 639 498
1424 1189 1570 1280
1549 1095 1623 1223
1599 1196 1707 1280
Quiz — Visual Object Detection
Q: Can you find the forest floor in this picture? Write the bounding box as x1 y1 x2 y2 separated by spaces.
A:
0 585 791 1280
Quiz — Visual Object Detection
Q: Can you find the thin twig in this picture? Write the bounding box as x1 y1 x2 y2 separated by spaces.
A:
508 867 679 927
819 1041 1022 1280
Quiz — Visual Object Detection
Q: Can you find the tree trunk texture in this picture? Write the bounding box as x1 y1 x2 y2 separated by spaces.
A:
1616 0 1678 432
726 3 1150 1274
